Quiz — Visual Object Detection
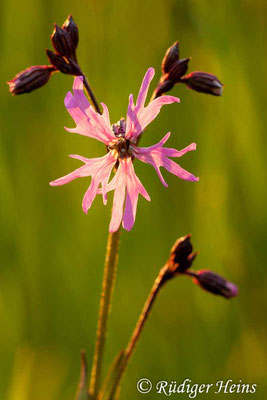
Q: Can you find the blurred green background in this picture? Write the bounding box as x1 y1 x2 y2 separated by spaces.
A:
1 0 267 399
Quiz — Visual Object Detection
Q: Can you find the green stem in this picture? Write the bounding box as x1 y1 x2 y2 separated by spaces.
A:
81 67 159 400
124 265 167 358
89 228 121 399
82 75 102 114
106 264 169 400
80 71 120 399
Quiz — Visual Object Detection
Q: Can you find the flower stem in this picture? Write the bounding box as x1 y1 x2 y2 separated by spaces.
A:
82 74 102 114
106 264 169 399
89 228 121 399
125 264 168 358
80 72 121 399
80 69 160 399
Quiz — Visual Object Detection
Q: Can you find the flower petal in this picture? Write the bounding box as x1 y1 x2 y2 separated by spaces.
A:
134 133 199 185
72 76 90 112
125 68 180 141
50 152 117 213
162 142 197 158
109 162 126 232
135 67 155 110
162 158 199 182
64 76 115 145
131 96 180 141
82 179 99 213
82 155 116 213
49 164 89 186
125 94 136 140
122 158 151 231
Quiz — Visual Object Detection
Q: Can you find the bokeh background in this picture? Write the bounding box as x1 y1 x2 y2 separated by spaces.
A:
1 0 267 399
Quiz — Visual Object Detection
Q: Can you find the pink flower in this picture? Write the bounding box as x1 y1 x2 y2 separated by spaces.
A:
50 68 199 232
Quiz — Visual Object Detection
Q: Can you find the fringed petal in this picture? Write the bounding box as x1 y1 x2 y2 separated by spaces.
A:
122 158 150 231
134 133 199 184
125 68 179 141
50 152 117 213
64 76 115 144
109 162 126 232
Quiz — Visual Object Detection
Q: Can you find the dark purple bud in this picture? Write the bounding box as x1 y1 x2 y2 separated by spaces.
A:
7 65 55 95
193 270 238 299
162 41 180 74
51 24 72 58
154 79 175 98
166 58 190 83
170 234 193 264
46 49 80 75
181 72 223 96
62 15 79 52
167 234 197 276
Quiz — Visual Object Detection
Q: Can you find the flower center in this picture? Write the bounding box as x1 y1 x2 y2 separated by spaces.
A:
112 118 126 137
110 118 132 159
109 137 132 159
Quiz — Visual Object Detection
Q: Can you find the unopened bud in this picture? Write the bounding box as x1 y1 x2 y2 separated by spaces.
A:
167 58 190 83
155 58 190 98
162 41 179 74
51 24 72 58
193 270 238 298
62 15 79 52
46 49 80 75
7 65 55 95
167 234 197 276
154 79 175 98
181 72 223 96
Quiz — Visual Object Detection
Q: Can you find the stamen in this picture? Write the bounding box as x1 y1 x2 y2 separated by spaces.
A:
108 137 132 159
112 117 126 137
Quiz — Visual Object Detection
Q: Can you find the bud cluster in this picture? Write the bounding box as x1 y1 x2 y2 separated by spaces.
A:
154 41 223 98
47 15 80 75
165 235 238 299
8 15 80 95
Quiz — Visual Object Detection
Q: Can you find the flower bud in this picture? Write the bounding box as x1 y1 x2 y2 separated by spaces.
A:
162 41 179 74
62 15 79 52
181 72 223 96
7 65 55 95
46 49 80 75
154 79 175 98
167 234 197 275
193 270 238 298
51 24 72 58
166 58 190 83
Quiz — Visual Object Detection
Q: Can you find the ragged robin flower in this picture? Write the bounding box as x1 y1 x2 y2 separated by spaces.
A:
50 68 199 232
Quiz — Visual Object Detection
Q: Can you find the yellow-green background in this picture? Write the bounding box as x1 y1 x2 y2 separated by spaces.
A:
0 0 266 399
